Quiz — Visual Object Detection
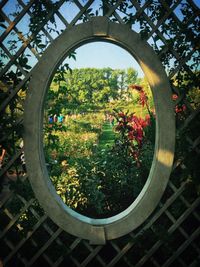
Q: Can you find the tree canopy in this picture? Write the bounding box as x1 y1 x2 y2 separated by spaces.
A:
46 67 140 114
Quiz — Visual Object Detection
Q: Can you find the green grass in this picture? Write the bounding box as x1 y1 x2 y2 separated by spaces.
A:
98 122 116 149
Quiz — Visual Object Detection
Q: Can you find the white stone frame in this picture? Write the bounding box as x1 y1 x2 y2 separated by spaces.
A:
24 17 175 244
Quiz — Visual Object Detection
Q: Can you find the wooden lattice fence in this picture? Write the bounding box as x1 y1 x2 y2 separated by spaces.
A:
0 0 200 266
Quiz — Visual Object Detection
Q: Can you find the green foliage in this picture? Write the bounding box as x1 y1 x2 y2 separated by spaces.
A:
46 67 140 115
170 71 200 193
29 1 59 35
74 146 142 217
42 65 156 218
44 81 155 217
46 115 154 218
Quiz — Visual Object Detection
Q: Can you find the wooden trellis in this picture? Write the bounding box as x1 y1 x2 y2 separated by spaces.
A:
0 0 199 266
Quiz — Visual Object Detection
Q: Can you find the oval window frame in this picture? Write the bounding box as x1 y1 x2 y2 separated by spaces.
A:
24 17 175 244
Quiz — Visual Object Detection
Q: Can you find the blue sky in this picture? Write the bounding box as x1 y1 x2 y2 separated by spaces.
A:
66 42 144 77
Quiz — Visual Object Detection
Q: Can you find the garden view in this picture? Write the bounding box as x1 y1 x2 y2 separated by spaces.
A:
0 1 199 264
43 64 155 218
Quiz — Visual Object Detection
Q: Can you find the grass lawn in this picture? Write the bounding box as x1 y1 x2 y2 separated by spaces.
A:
98 122 116 149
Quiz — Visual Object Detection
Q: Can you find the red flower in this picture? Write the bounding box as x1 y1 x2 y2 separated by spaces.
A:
128 131 135 140
135 128 143 146
129 84 143 91
172 94 178 101
118 112 125 118
138 117 147 128
175 105 182 113
139 91 148 107
129 84 149 108
182 104 186 111
175 104 187 113
145 114 151 126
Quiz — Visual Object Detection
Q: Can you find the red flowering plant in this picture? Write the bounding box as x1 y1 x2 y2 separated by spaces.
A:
172 93 187 124
113 84 155 168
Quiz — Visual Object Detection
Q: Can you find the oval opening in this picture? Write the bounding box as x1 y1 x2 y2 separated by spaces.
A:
43 41 155 219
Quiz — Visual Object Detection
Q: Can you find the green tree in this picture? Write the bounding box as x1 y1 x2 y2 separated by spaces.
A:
47 67 140 113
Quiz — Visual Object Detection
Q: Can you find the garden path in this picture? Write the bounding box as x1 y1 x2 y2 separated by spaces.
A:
98 122 115 149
